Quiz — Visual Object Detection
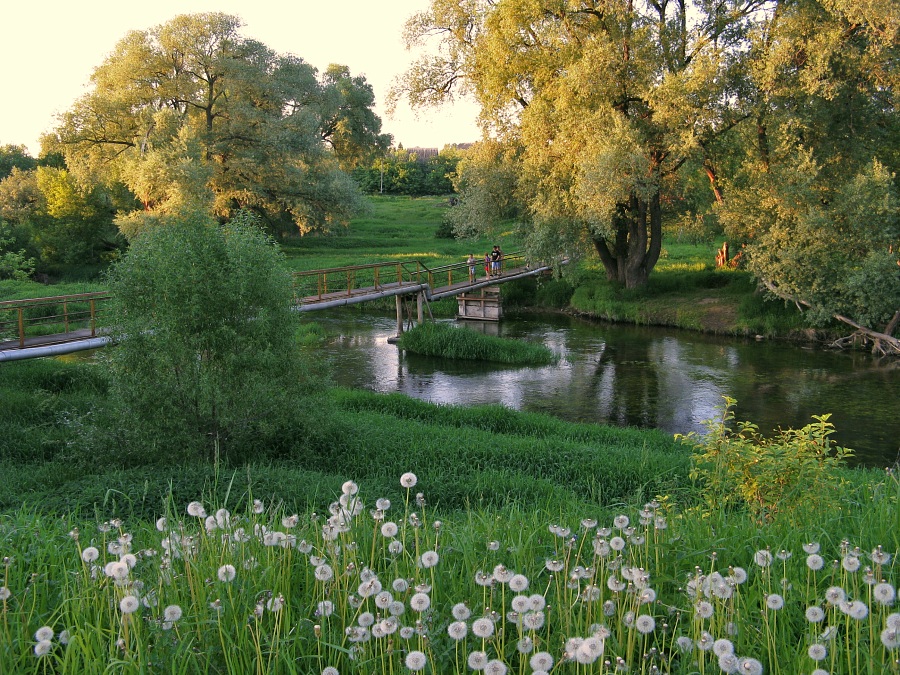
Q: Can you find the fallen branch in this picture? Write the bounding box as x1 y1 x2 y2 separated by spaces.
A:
760 280 900 357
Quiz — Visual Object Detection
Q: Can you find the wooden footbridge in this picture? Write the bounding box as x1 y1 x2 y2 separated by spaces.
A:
1 252 555 362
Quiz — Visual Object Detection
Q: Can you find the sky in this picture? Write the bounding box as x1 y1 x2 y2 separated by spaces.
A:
0 0 481 156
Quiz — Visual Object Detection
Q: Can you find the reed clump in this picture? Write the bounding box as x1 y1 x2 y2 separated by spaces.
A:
397 322 558 365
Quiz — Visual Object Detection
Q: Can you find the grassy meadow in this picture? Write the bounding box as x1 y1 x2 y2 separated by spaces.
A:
1 195 896 673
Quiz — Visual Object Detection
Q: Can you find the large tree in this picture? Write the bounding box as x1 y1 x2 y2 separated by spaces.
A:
51 13 385 236
394 0 763 287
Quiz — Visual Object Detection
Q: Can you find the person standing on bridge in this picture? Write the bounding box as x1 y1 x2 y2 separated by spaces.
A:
491 246 503 277
468 253 477 282
484 252 492 278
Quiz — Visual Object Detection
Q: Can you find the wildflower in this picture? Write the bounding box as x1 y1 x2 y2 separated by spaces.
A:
871 546 891 565
593 624 611 639
104 561 129 581
754 549 773 567
640 587 657 604
493 564 513 583
315 564 334 582
58 630 70 645
517 637 534 653
776 549 792 560
530 594 546 611
635 614 655 634
613 515 629 529
530 652 554 671
610 536 626 551
696 600 714 619
737 657 763 675
322 668 339 675
473 617 495 638
186 501 206 518
410 592 431 612
697 631 714 650
388 540 404 554
887 613 900 630
34 626 54 642
468 650 489 670
718 654 739 673
483 659 508 675
400 472 417 488
713 639 734 657
404 650 427 671
806 606 825 622
766 594 784 610
252 499 264 514
731 567 748 584
607 575 625 592
803 542 821 554
380 521 398 538
448 620 468 640
475 571 494 587
509 574 529 592
807 554 824 571
523 611 546 630
825 586 846 605
602 600 616 616
676 636 693 651
267 595 285 612
848 600 868 620
874 582 896 605
217 564 236 583
34 640 53 657
881 627 900 649
820 626 838 641
282 514 299 529
842 555 861 573
121 553 137 569
81 547 100 563
316 600 334 617
512 595 530 612
453 602 471 620
420 551 439 568
358 611 375 627
163 604 183 622
119 595 140 614
808 643 827 661
582 518 598 529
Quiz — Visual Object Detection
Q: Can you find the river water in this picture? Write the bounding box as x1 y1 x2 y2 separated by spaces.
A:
311 309 900 468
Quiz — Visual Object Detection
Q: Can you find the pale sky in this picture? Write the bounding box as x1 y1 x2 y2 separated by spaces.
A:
0 1 481 156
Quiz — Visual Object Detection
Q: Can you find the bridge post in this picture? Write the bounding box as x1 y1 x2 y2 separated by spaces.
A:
395 295 404 336
417 292 424 325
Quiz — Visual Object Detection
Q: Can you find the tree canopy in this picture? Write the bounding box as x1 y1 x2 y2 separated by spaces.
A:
395 0 898 298
51 13 388 237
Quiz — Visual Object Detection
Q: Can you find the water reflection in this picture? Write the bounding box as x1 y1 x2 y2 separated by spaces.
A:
314 309 900 468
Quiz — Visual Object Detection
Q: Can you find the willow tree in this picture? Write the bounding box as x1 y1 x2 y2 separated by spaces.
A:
394 0 762 287
51 13 385 236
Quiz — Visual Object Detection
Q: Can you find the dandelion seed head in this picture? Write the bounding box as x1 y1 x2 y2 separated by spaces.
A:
825 586 846 605
452 602 471 620
766 593 785 610
358 611 375 627
509 573 529 592
810 670 829 675
676 636 693 651
842 555 861 573
186 501 206 518
81 547 99 563
119 595 139 614
420 551 439 568
731 567 748 584
252 499 264 514
163 604 182 622
881 627 900 649
713 638 734 657
807 554 825 571
603 600 616 616
635 614 655 634
512 595 530 613
475 570 494 587
610 536 626 551
806 606 826 622
392 577 409 593
696 600 714 619
472 616 495 638
871 546 891 565
886 613 900 630
315 564 334 582
483 659 508 675
409 592 431 612
468 650 488 670
754 549 773 567
321 667 339 675
803 542 820 554
697 631 714 650
34 626 54 642
217 564 236 583
875 583 897 606
400 472 417 488
530 651 554 670
517 636 534 653
405 650 427 671
613 515 629 529
808 643 827 661
545 559 564 572
34 640 53 657
737 657 763 675
849 600 868 620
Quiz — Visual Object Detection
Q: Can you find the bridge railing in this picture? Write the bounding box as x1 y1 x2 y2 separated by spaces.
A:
424 251 526 288
293 260 432 303
0 292 111 349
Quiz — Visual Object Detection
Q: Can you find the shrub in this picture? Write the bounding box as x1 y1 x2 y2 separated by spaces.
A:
397 322 557 365
681 397 853 522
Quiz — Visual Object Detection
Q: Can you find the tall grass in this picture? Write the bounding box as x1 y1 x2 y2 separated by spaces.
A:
0 469 897 674
397 322 558 365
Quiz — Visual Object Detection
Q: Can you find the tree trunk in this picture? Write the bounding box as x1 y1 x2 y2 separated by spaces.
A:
591 190 663 289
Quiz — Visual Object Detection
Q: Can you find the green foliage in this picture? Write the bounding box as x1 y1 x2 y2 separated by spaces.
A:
0 221 35 280
682 397 854 522
351 146 461 196
95 212 315 463
54 13 375 237
396 321 557 365
0 144 36 180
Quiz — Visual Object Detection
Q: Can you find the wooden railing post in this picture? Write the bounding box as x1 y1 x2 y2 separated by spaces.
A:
89 299 97 337
63 300 70 334
18 307 25 348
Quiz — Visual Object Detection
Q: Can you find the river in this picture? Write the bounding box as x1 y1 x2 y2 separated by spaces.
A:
311 309 900 469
